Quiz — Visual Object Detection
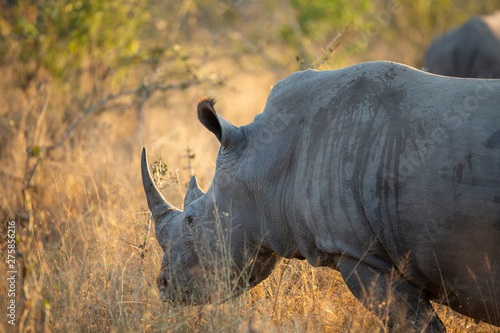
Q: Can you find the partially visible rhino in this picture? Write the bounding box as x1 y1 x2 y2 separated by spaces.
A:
425 12 500 78
142 61 500 332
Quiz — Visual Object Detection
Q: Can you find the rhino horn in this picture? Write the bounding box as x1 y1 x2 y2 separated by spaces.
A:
141 148 176 224
184 176 205 208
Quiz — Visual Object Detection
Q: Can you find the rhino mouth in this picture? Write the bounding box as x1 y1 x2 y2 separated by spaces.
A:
160 289 199 305
158 274 249 306
158 276 208 306
160 287 198 305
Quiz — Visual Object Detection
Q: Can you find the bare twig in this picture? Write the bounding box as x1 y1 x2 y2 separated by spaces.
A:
45 80 201 155
32 81 51 144
118 214 151 275
186 148 195 177
23 157 42 191
138 214 152 275
21 83 52 220
306 24 351 70
166 0 193 47
136 85 150 136
119 238 142 250
21 82 48 181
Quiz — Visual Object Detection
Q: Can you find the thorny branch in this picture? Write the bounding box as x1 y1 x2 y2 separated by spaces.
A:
45 80 201 154
20 78 202 225
306 24 350 70
119 213 151 276
139 214 152 273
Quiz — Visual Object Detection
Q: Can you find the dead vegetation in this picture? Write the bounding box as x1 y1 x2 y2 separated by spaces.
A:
1 1 499 332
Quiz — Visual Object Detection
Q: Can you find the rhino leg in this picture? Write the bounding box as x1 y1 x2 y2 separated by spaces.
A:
337 257 446 333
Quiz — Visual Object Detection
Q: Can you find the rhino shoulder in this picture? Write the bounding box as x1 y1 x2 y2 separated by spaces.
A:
261 62 419 119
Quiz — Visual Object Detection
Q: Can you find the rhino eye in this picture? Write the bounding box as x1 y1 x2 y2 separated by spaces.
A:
184 208 197 228
183 215 196 247
183 214 196 232
185 215 195 226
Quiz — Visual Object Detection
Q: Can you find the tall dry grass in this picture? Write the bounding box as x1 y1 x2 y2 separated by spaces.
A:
2 1 500 330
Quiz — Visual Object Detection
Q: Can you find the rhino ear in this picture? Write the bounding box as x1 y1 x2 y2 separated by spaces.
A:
197 98 241 148
184 176 205 207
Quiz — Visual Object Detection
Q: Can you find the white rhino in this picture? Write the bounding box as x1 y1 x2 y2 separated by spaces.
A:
425 12 500 78
142 61 500 332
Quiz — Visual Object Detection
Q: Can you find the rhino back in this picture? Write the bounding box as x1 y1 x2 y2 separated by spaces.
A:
251 61 500 320
425 12 500 78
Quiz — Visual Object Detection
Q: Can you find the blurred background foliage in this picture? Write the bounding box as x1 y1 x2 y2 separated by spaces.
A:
0 0 498 94
0 0 147 88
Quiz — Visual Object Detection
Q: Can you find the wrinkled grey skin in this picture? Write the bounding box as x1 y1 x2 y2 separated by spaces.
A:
425 11 500 78
142 61 500 332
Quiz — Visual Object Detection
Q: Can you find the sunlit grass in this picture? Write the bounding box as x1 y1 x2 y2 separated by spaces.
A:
2 2 500 326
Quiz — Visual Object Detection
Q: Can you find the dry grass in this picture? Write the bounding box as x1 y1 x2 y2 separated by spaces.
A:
1 39 499 333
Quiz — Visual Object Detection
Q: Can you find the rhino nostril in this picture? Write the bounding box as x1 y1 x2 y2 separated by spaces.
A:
156 271 168 288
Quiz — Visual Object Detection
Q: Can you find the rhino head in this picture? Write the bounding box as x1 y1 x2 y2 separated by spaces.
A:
142 98 280 305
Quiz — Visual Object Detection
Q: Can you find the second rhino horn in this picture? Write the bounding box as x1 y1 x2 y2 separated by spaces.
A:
184 176 205 207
